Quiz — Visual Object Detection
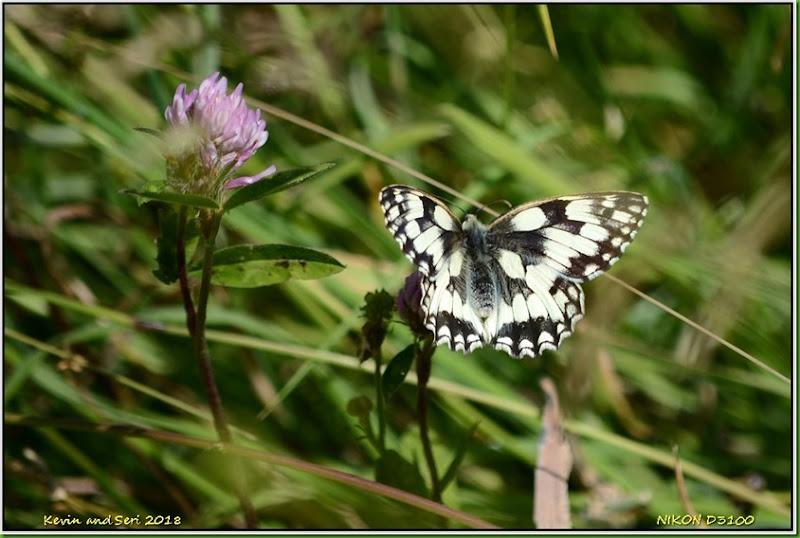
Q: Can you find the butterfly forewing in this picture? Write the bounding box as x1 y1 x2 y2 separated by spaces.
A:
380 185 462 277
488 192 649 281
379 185 648 359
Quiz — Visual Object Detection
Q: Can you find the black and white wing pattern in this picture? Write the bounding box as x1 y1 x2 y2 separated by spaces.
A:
379 185 462 277
380 186 487 350
379 185 648 359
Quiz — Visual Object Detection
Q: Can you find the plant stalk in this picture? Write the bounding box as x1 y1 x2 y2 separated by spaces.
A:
415 336 441 503
185 208 257 528
374 348 386 452
176 206 196 335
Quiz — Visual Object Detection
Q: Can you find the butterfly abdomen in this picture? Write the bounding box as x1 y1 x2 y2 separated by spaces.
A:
466 262 496 319
462 215 498 319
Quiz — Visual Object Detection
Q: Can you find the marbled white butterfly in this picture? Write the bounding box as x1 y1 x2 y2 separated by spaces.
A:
380 185 648 358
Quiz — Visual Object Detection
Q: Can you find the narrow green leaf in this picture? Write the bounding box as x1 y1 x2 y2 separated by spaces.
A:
600 66 710 112
382 345 415 398
438 104 570 195
152 209 199 285
133 126 163 138
152 210 179 284
121 188 220 209
537 5 559 59
439 422 479 493
189 244 345 288
222 162 336 212
375 450 428 498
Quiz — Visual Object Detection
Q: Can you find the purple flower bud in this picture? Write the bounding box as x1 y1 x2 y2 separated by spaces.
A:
397 271 429 337
163 72 273 198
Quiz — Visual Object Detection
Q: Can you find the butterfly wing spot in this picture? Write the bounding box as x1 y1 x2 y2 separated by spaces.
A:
577 223 613 243
526 292 549 320
512 293 528 320
611 209 633 222
447 249 464 277
434 205 459 231
412 227 444 257
497 249 527 280
403 219 421 239
582 263 599 276
538 331 557 349
536 231 596 274
565 198 609 223
507 206 548 232
543 227 603 257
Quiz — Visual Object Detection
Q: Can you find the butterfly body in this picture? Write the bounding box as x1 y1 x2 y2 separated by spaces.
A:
460 216 497 318
380 185 648 358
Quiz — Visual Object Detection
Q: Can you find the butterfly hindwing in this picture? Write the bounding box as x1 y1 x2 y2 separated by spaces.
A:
488 259 585 358
420 271 485 354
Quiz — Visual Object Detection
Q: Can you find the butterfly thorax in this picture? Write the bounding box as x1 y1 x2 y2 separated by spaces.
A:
462 215 496 319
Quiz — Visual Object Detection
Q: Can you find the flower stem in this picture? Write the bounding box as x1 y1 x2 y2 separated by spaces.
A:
415 336 441 503
176 206 196 335
374 348 386 452
188 209 257 528
194 211 228 439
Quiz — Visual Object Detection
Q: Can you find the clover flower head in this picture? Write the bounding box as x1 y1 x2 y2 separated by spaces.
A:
163 72 275 198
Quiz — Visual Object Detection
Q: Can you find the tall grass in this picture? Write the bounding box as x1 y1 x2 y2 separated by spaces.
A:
4 4 792 529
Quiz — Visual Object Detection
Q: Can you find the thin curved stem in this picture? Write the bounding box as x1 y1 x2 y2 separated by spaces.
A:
415 336 441 503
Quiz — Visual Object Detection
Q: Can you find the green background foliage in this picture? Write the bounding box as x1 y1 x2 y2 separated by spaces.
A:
4 4 792 530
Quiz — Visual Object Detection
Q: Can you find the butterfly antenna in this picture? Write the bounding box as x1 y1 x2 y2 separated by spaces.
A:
435 194 471 218
431 191 506 219
477 199 512 217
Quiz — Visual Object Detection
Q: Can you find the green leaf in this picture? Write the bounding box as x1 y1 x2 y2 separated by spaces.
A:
222 162 336 212
133 126 163 138
382 345 415 398
152 209 199 285
121 188 220 209
600 66 712 113
190 244 345 288
438 104 570 196
536 5 559 59
375 450 428 498
152 210 179 284
439 422 479 493
345 396 374 419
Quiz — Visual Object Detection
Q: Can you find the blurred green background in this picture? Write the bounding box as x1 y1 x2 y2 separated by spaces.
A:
4 4 792 530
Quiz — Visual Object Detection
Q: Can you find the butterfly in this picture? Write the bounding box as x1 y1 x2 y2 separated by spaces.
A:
380 185 648 358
